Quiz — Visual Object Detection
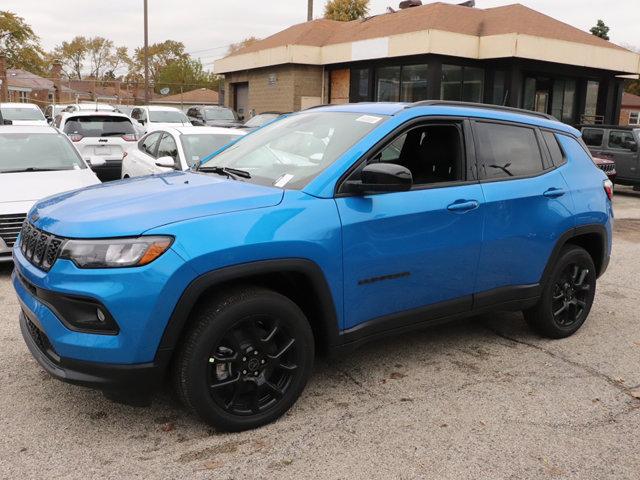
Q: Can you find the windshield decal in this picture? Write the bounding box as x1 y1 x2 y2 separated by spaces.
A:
356 115 382 124
274 173 294 188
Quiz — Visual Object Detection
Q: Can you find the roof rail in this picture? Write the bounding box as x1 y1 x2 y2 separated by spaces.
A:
407 100 558 121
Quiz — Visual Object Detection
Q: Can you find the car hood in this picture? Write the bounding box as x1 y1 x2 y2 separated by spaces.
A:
0 169 99 205
29 171 284 238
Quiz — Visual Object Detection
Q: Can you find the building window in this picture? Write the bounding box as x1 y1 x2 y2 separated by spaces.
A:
491 71 507 105
18 91 29 103
440 65 484 103
584 80 599 120
374 64 428 103
351 68 371 103
629 112 640 125
376 66 401 102
400 64 428 102
550 79 576 123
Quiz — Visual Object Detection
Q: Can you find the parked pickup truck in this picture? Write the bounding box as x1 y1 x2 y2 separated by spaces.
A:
580 125 639 188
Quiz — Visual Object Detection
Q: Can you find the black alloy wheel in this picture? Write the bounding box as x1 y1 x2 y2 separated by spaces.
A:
550 263 592 328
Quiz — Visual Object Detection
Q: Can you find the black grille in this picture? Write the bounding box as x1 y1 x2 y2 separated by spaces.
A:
25 316 57 358
0 213 27 248
19 222 65 271
597 163 615 173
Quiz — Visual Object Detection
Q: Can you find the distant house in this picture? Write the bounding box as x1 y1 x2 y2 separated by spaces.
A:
5 69 77 106
150 88 220 110
61 79 151 105
619 92 640 126
215 1 640 126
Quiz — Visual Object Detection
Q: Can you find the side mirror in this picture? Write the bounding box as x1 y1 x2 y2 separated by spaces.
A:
155 156 175 168
191 120 201 126
86 156 106 167
344 163 413 194
139 119 146 125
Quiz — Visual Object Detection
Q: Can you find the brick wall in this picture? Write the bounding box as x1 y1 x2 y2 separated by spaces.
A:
224 64 323 114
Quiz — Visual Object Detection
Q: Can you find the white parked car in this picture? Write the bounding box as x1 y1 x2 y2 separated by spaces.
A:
44 104 68 124
56 111 138 181
64 103 116 113
0 103 47 126
130 106 191 133
122 126 246 178
0 125 100 262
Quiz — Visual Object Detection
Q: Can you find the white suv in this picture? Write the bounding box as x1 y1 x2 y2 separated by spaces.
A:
56 111 138 181
0 125 100 262
130 106 191 133
0 103 47 126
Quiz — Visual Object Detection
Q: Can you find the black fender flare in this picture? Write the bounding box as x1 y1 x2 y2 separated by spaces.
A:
154 258 341 366
540 223 609 287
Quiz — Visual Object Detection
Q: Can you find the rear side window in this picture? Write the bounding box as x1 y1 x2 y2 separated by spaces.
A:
582 128 604 147
475 122 544 179
63 115 135 138
542 131 566 166
608 130 636 151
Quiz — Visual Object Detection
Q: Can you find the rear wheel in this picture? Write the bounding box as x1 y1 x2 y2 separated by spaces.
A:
173 287 314 431
524 245 596 338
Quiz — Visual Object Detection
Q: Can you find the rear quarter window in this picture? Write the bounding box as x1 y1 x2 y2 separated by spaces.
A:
582 128 604 147
542 131 566 167
474 122 545 180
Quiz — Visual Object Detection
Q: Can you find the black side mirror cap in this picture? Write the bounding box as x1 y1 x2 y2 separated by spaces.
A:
2 119 12 125
344 163 413 194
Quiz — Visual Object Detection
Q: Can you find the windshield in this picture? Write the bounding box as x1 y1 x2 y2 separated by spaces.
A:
63 115 135 137
181 133 243 166
204 108 237 121
202 111 387 189
1 107 46 121
244 113 280 128
0 133 86 172
149 110 189 123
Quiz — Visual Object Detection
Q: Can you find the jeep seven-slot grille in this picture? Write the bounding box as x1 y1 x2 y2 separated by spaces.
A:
0 213 27 248
20 222 64 271
597 163 615 173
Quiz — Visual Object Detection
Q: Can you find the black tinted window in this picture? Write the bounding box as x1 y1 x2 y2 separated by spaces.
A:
582 128 604 147
157 134 178 162
475 122 544 179
63 115 135 137
542 131 566 166
608 130 636 151
141 132 161 157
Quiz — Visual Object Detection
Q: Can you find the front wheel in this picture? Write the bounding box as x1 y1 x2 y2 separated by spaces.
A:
173 287 314 431
524 245 597 338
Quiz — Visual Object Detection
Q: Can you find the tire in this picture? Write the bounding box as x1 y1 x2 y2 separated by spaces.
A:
524 245 597 339
172 287 314 432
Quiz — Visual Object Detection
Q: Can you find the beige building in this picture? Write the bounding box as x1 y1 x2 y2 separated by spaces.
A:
215 1 640 125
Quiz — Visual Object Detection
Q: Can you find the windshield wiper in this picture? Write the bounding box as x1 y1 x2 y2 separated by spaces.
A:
101 132 130 137
0 167 63 173
198 165 251 179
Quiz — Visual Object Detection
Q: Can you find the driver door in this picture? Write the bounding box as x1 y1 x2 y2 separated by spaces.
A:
335 120 484 330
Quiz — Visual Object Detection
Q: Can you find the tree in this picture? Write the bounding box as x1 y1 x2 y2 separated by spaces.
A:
54 36 129 80
130 40 188 85
0 11 46 75
155 58 217 94
324 0 369 21
227 36 260 55
590 19 610 40
54 36 89 79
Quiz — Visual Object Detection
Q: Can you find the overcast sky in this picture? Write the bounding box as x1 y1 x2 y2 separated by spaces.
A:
3 0 638 69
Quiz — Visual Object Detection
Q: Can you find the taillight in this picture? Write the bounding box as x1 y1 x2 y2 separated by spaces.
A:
603 179 613 201
69 133 83 142
122 134 137 142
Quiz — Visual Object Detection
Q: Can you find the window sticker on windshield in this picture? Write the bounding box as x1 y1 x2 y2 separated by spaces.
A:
356 115 382 124
274 173 294 188
192 156 200 161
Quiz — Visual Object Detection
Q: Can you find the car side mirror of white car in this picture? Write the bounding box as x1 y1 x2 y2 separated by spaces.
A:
86 156 107 167
155 156 175 169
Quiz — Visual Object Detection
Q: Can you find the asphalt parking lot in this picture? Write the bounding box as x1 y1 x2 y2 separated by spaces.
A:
1 188 639 480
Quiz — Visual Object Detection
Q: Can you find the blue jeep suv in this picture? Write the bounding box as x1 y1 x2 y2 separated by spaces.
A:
13 101 613 431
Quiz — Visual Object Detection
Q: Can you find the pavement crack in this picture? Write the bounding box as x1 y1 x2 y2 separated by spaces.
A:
484 324 640 402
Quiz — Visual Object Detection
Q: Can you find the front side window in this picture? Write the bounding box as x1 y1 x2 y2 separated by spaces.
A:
157 134 179 162
149 110 188 123
202 111 387 189
0 107 46 121
369 123 464 186
475 122 544 179
62 115 135 138
0 133 86 173
141 132 161 157
582 128 604 147
608 130 636 151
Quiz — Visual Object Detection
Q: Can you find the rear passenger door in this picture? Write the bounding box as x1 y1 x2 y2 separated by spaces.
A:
606 129 639 182
472 121 575 300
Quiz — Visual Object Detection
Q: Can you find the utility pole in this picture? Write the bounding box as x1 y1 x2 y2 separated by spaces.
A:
144 0 150 104
307 0 313 21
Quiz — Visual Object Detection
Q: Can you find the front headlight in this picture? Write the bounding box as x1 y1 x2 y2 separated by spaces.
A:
59 236 173 268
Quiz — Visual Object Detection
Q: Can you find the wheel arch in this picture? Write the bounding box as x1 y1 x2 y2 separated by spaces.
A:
154 259 341 367
541 224 609 286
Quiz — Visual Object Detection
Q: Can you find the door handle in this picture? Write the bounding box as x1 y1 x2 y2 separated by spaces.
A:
447 200 479 212
543 187 567 198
